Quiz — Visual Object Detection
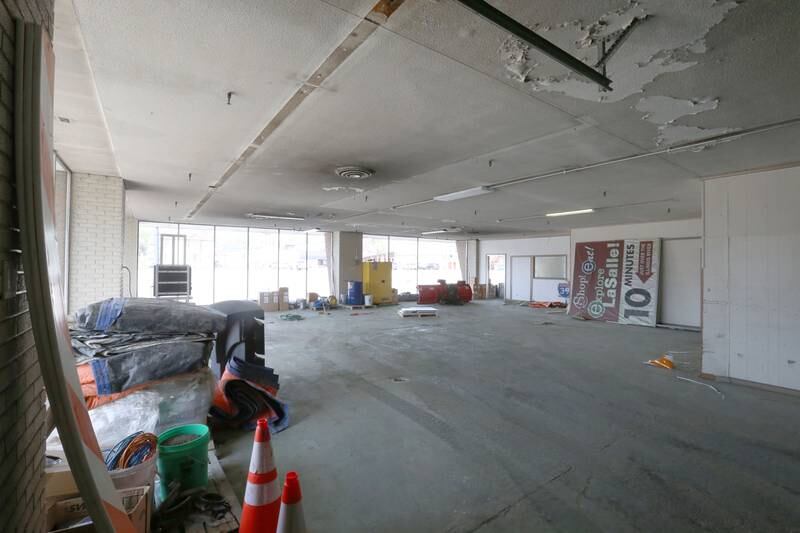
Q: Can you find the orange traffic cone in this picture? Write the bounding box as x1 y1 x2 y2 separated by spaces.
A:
276 471 306 533
239 418 281 533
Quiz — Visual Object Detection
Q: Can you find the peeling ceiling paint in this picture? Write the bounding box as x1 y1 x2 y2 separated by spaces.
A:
500 0 739 103
635 95 731 145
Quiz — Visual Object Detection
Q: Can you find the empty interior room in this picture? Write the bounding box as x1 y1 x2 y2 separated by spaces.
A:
4 0 800 532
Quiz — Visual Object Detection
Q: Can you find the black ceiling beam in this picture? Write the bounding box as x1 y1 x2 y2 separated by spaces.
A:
453 0 613 90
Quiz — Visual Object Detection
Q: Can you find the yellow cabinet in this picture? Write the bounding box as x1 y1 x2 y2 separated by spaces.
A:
362 261 393 304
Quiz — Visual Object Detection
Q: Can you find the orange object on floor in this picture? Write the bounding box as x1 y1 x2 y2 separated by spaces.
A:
276 471 307 533
644 355 675 370
240 418 282 533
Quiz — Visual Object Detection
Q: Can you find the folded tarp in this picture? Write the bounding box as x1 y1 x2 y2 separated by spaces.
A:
73 297 227 334
79 339 212 396
210 356 288 433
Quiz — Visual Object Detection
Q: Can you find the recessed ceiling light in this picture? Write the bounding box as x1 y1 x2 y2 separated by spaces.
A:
335 166 374 179
246 213 305 221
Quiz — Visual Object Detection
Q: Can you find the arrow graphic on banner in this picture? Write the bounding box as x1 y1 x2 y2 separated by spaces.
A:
636 241 654 283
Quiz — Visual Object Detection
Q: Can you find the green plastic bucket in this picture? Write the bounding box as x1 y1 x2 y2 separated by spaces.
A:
156 424 210 500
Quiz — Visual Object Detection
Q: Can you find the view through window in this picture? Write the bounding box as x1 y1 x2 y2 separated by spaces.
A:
137 222 332 304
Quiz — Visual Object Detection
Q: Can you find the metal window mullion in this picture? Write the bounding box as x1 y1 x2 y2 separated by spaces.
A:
246 227 250 300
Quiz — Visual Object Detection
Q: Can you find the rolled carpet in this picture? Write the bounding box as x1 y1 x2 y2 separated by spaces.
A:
210 357 289 432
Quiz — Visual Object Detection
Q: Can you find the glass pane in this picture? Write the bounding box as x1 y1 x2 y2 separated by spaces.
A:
178 224 215 304
418 239 460 285
487 254 506 299
214 226 248 302
248 228 279 300
307 232 331 298
535 256 567 279
138 222 178 297
279 230 307 302
388 236 418 295
362 234 389 262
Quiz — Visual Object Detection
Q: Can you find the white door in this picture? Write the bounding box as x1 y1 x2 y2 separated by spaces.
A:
510 256 532 301
659 238 701 327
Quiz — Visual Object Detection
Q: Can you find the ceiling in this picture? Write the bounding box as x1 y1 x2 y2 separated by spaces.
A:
54 0 800 238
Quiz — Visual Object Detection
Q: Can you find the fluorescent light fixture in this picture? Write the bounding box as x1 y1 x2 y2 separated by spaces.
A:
247 213 305 221
434 186 493 202
421 227 462 235
545 208 594 217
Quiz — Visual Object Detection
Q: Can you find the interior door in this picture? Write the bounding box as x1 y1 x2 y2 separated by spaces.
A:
659 238 701 327
510 256 532 301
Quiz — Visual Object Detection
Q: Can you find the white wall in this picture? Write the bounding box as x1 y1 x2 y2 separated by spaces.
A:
703 167 800 391
477 236 571 294
68 173 125 312
571 219 702 327
123 213 138 297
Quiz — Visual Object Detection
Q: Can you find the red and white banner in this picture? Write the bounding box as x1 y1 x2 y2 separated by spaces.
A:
568 239 660 327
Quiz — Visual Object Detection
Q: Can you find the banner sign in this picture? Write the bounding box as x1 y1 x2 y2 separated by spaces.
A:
568 239 660 327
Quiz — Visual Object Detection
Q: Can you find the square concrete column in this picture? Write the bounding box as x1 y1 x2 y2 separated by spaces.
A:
332 231 362 301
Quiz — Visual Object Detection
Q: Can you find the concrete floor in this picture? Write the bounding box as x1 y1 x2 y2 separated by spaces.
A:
215 301 800 532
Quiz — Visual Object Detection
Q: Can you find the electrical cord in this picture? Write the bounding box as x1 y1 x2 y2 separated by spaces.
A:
104 431 158 470
121 265 133 297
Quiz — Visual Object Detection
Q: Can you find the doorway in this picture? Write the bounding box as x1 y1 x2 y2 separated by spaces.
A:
486 254 505 299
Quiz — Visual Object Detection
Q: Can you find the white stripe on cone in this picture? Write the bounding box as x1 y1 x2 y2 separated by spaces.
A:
244 477 282 506
277 500 306 533
250 441 276 474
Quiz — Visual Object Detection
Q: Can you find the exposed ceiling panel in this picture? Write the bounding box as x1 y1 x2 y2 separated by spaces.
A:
58 0 800 237
202 26 579 219
71 0 367 221
53 0 118 175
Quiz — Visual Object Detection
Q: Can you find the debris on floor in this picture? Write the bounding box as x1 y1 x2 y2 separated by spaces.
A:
676 376 725 399
528 301 567 308
280 313 304 321
398 306 439 318
643 354 676 369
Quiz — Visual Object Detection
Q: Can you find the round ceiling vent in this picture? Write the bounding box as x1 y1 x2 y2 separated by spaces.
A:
335 166 374 179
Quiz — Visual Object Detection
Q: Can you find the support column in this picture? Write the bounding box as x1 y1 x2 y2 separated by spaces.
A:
332 231 362 301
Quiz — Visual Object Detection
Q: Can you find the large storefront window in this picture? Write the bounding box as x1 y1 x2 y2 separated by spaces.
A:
214 227 248 302
138 223 330 304
388 236 418 294
248 228 279 301
363 234 389 262
418 238 460 285
279 230 307 301
179 225 214 304
307 232 331 297
137 222 178 297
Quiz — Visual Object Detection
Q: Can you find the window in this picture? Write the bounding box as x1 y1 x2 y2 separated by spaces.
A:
534 256 567 279
363 234 389 262
214 226 248 302
179 225 214 304
279 230 307 301
248 228 279 300
137 222 178 297
307 231 331 297
418 238 460 285
388 236 418 294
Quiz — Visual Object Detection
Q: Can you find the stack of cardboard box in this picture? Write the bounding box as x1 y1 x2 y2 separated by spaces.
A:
259 288 290 312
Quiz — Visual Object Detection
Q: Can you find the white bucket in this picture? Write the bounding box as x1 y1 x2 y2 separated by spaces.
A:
110 451 158 492
364 294 374 306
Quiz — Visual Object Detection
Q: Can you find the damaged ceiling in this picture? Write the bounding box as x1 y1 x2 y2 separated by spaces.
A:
55 0 800 237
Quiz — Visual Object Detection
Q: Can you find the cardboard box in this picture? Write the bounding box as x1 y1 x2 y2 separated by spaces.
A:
47 486 150 533
278 287 289 311
259 291 280 312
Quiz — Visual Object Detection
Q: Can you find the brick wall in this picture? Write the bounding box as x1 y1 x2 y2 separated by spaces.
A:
68 173 124 312
1 1 55 532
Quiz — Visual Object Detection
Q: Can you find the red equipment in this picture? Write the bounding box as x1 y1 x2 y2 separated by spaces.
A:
417 280 472 305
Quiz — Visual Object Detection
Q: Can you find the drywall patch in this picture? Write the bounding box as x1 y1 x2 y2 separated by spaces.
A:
500 0 739 103
635 95 731 145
